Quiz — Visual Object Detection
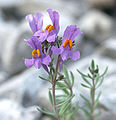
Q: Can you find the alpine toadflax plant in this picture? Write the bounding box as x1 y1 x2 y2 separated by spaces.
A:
24 9 107 120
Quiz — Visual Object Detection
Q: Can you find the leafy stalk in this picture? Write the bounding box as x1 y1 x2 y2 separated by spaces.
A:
52 55 61 120
78 60 108 120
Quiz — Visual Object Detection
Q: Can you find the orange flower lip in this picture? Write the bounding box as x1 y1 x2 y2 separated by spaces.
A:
32 49 41 58
44 24 55 33
63 39 73 50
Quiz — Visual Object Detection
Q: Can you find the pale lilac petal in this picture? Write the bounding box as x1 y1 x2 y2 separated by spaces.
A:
70 50 80 61
34 30 43 37
61 49 70 61
42 55 51 65
70 28 82 41
38 31 48 42
35 12 43 31
26 14 37 33
34 59 41 69
62 25 76 43
25 37 36 49
25 59 34 68
53 11 60 34
51 46 61 55
47 9 54 25
47 9 60 34
47 33 56 42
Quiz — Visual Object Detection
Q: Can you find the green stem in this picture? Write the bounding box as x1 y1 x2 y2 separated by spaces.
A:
90 79 95 120
52 55 61 120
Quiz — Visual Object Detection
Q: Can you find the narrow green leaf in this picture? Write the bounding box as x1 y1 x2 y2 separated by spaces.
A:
37 107 56 118
59 102 71 116
82 76 92 87
39 76 50 82
56 95 74 107
100 66 108 78
66 103 79 120
56 98 65 104
90 88 93 100
96 77 104 88
80 107 90 116
77 69 88 78
81 83 90 89
48 90 53 106
56 82 69 95
70 71 74 87
63 64 71 85
49 87 68 90
80 94 91 108
95 74 100 86
56 81 67 88
91 60 95 70
56 95 67 98
88 73 93 79
94 92 101 110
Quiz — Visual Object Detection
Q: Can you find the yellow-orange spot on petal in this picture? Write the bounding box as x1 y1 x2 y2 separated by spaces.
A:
69 40 72 50
32 49 37 58
45 24 51 31
63 39 69 48
37 49 41 57
44 24 54 33
48 25 54 32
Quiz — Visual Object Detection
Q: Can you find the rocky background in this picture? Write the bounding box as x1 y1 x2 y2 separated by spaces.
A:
0 0 116 120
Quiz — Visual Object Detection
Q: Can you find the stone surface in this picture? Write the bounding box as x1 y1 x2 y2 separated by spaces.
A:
1 21 32 75
0 20 17 57
88 0 115 9
0 67 47 107
96 38 116 58
0 0 22 8
22 106 41 120
79 10 113 42
99 109 116 120
41 116 54 120
0 99 22 120
0 99 41 120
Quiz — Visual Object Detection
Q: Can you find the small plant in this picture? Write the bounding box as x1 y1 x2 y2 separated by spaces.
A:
77 60 108 120
24 9 82 120
24 9 108 120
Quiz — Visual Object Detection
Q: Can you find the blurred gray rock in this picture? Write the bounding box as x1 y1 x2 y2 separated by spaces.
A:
22 106 41 120
41 116 53 120
1 21 32 75
87 0 115 9
37 84 51 110
0 71 8 83
0 20 17 56
96 38 116 58
0 67 47 107
0 99 41 120
100 109 116 120
17 0 86 18
79 10 113 42
0 0 22 8
100 74 116 110
0 99 22 120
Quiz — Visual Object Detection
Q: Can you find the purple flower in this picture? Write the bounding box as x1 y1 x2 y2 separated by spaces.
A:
26 12 43 34
25 36 51 69
26 9 60 42
51 25 82 62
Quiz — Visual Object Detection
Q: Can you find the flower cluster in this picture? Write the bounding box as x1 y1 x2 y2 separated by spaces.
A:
25 9 82 71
